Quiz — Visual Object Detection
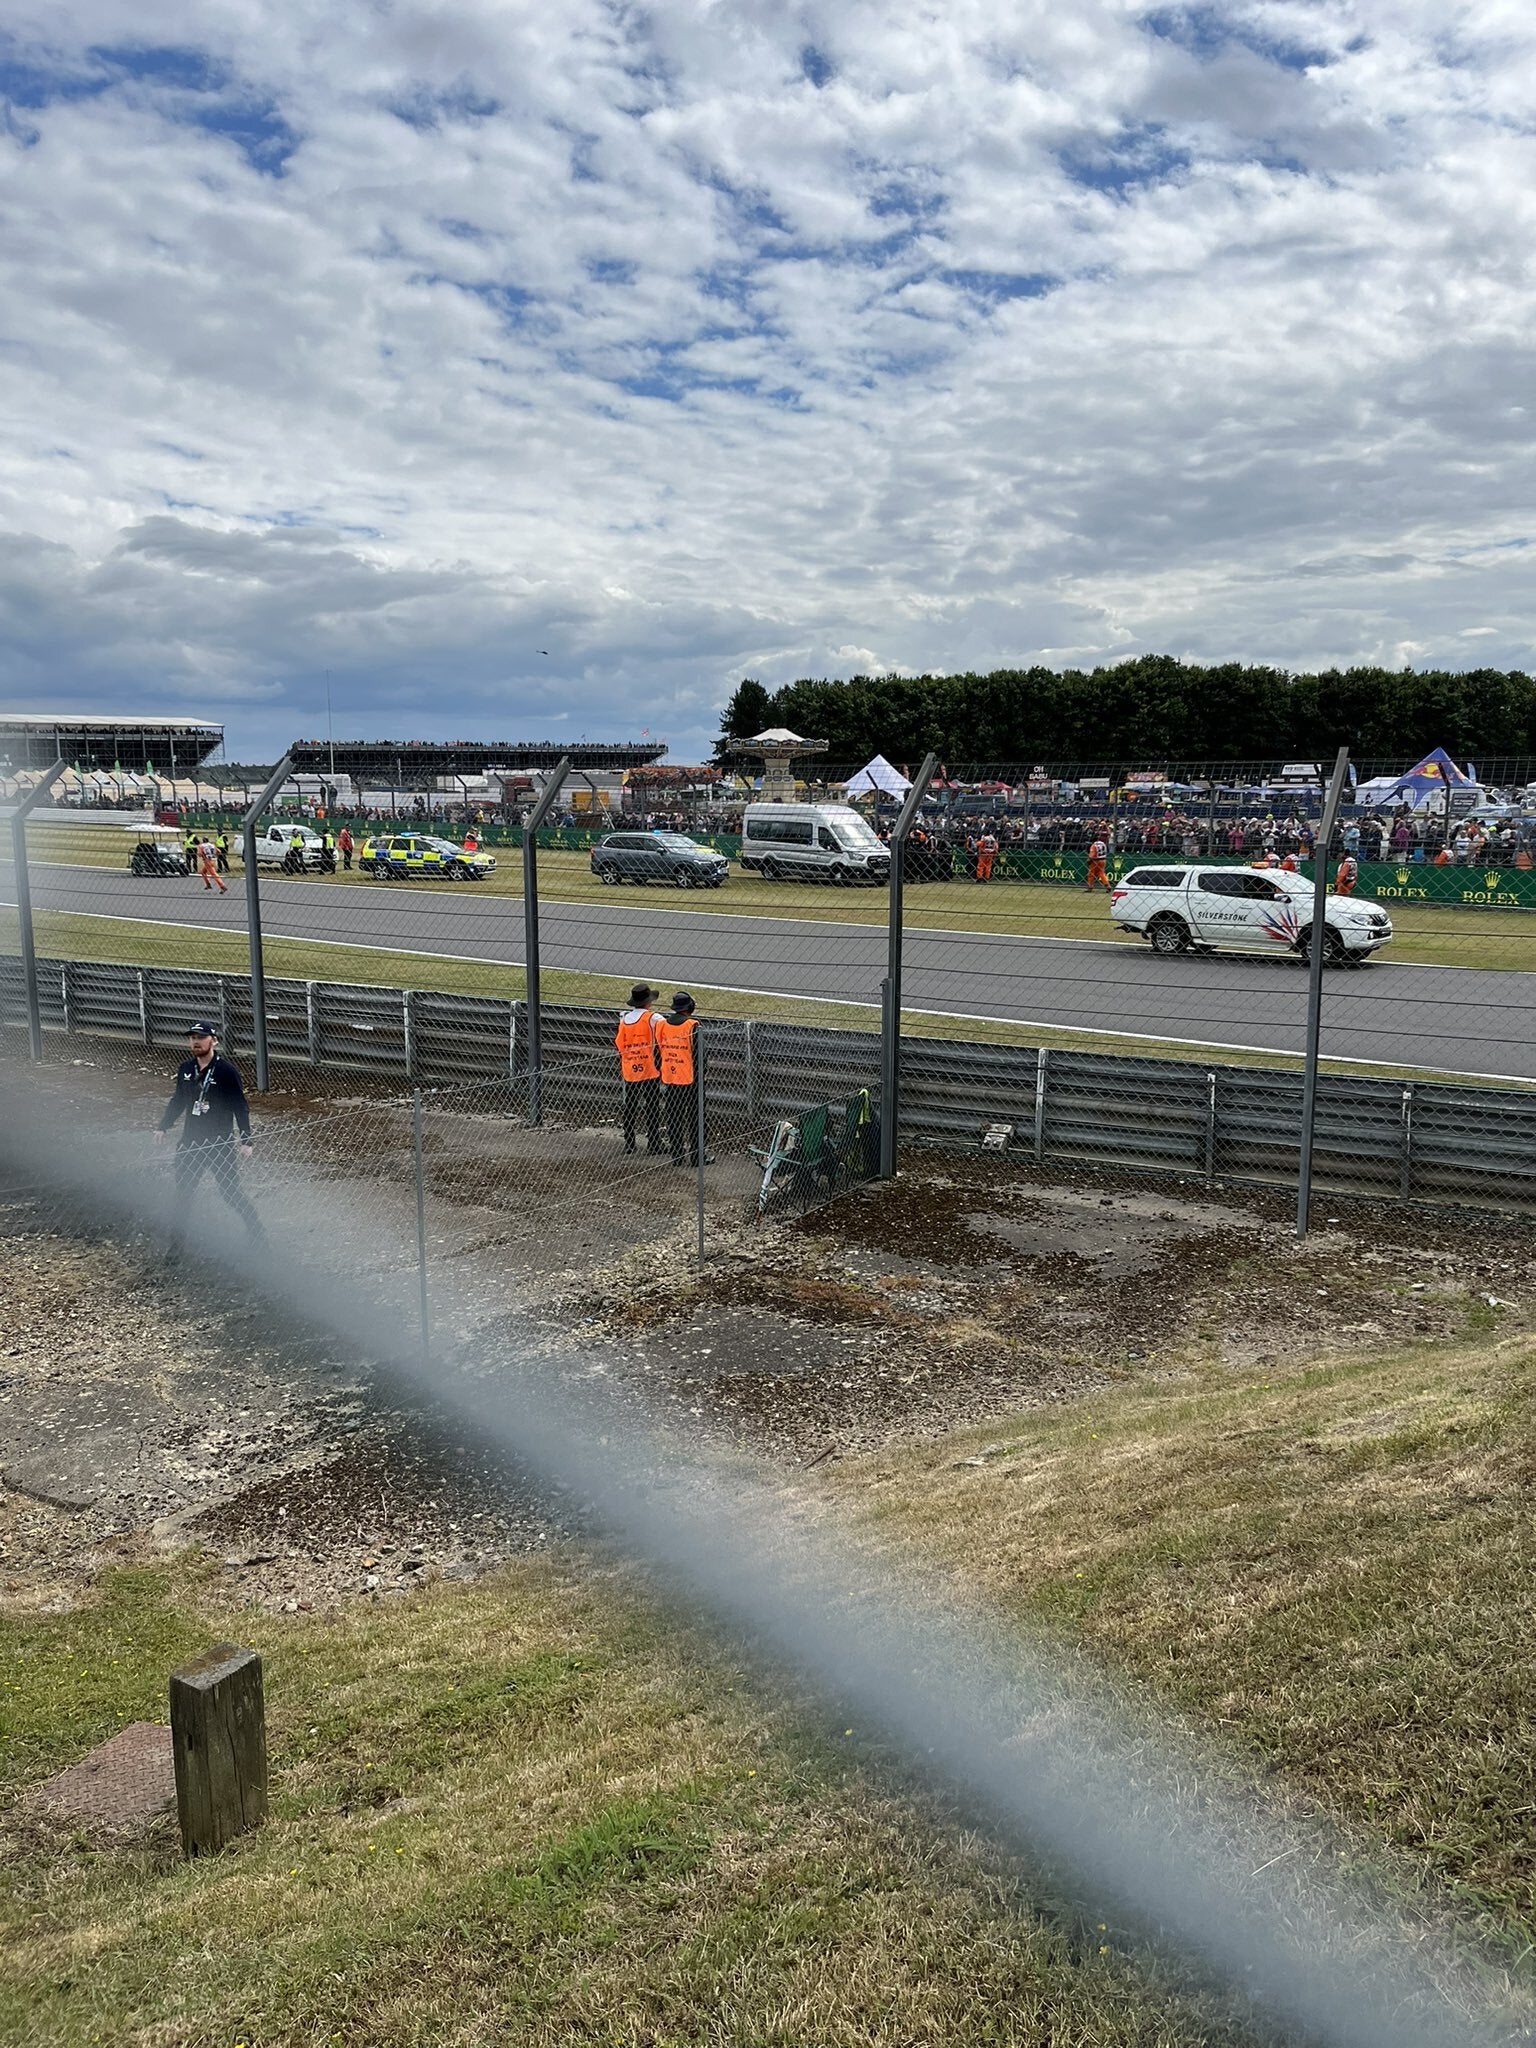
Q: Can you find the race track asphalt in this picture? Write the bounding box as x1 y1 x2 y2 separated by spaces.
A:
7 860 1536 1081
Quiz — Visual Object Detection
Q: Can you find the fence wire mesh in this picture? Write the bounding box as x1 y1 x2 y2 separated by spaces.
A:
5 748 1536 1230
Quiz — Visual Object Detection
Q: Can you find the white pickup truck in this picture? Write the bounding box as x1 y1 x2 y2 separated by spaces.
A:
1111 864 1393 965
254 823 325 869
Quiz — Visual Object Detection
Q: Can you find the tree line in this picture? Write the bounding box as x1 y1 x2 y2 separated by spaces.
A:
715 659 1536 768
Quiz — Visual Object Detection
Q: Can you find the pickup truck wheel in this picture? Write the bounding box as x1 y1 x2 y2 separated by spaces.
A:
1299 925 1347 968
1148 914 1191 956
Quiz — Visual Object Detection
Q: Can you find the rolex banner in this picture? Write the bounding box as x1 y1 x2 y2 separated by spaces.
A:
1003 849 1536 909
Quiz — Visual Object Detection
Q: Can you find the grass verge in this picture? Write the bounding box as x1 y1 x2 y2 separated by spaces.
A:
843 1327 1536 1932
3 1558 1261 2048
5 1328 1536 2041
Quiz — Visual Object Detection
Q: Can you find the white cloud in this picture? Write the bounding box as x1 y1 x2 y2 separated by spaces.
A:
1 1 1534 762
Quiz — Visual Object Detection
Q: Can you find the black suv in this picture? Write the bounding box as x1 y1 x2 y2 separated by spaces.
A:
590 831 729 889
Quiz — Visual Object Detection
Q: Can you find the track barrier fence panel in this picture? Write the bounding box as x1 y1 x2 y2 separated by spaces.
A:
6 738 1536 1232
4 954 1535 1221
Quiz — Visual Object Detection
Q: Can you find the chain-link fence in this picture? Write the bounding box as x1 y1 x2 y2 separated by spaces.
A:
5 745 1535 1232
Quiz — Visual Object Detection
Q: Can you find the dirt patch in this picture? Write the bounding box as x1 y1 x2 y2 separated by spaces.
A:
561 1171 1536 1460
4 1072 1535 1612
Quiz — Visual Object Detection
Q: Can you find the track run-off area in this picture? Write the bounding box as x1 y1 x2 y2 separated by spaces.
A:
6 853 1536 1082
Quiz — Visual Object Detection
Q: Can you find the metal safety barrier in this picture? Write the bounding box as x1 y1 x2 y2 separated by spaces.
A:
3 952 1534 1213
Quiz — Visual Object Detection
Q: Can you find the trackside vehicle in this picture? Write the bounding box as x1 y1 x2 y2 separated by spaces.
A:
360 833 496 880
126 824 189 876
254 823 325 868
1111 864 1393 965
738 804 890 885
589 831 728 888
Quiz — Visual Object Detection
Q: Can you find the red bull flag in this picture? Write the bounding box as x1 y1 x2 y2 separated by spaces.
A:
1402 748 1473 785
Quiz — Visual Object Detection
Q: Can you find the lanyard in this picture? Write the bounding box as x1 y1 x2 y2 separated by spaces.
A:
192 1061 218 1116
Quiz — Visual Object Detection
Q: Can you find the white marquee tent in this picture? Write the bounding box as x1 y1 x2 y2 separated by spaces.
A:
841 754 910 797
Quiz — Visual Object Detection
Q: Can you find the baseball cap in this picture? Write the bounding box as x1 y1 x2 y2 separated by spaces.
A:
187 1019 218 1037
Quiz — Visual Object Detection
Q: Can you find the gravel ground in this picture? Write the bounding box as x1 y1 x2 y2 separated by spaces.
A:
4 1123 1531 1620
4 1048 1532 1614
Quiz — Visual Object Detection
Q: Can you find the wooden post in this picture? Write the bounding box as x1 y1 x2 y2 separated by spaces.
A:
170 1643 267 1857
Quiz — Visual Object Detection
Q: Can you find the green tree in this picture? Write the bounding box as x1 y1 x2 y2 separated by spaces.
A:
714 679 775 761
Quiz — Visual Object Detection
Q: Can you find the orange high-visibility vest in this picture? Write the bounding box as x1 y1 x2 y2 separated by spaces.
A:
655 1015 696 1085
614 1011 659 1082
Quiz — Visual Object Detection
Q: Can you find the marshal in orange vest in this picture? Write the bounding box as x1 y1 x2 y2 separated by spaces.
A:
614 1010 660 1082
654 1014 696 1086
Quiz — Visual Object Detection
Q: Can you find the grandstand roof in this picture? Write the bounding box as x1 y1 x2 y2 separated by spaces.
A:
284 738 667 777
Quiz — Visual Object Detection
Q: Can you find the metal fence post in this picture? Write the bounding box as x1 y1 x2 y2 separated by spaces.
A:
1033 1046 1049 1164
1399 1083 1415 1202
743 1017 758 1129
240 753 294 1094
523 756 571 1126
695 1022 707 1264
1296 746 1351 1239
879 752 938 1179
413 1088 430 1364
5 756 64 1059
1204 1070 1218 1185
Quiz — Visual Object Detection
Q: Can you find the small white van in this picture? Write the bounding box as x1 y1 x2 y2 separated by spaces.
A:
739 804 890 885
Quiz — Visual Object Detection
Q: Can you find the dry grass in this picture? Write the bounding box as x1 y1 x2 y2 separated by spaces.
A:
6 1320 1536 2040
2 1558 1253 2048
840 1329 1536 1928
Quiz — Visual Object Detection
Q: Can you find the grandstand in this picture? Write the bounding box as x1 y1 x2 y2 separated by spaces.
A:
283 738 666 778
0 712 224 773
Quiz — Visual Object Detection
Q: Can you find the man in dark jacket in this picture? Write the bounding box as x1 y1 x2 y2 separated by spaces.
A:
155 1021 268 1261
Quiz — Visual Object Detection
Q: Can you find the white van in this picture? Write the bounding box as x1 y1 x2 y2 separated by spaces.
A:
739 804 890 885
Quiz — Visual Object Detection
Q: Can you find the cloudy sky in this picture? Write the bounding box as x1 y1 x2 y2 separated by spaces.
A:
1 2 1533 763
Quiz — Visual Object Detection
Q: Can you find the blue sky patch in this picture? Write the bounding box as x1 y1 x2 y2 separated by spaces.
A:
1140 6 1334 72
0 40 300 173
387 84 500 130
801 45 834 89
1060 124 1191 195
941 267 1059 305
0 44 108 110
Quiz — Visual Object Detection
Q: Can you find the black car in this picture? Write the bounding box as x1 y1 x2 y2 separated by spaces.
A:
590 831 729 888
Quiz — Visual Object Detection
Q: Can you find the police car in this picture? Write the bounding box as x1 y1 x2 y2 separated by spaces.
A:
1111 864 1393 965
359 832 497 881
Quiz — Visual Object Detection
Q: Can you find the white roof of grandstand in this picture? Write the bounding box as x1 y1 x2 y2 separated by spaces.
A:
0 712 223 729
